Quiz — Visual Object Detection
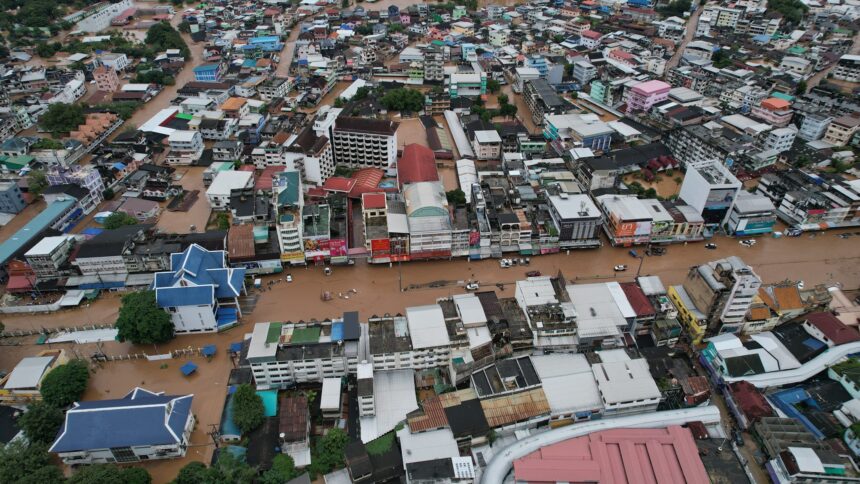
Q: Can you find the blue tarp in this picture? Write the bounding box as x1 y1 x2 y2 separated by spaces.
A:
180 362 198 376
229 342 243 353
331 322 344 342
81 228 103 236
202 344 217 356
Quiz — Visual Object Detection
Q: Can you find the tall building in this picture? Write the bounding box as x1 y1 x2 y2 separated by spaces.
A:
683 256 761 335
626 80 671 114
273 171 305 265
678 160 742 227
329 117 399 168
523 79 569 126
424 46 445 82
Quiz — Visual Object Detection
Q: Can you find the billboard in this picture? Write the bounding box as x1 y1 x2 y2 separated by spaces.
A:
705 188 737 210
329 239 348 258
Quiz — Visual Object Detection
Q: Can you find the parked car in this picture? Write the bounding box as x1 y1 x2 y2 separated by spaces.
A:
286 274 293 283
628 250 638 258
797 280 805 290
739 239 757 247
705 243 717 250
465 282 479 291
786 228 802 237
614 265 628 272
525 271 541 277
733 430 745 447
499 259 512 268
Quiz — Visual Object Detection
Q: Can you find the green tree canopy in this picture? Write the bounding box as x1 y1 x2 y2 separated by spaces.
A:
173 461 210 484
446 189 466 206
27 169 48 197
260 454 299 484
103 212 139 230
0 441 64 484
232 384 265 434
768 0 808 23
40 103 85 135
145 22 190 59
116 291 175 345
40 359 89 408
380 88 425 112
67 464 151 484
486 79 501 94
19 401 63 444
309 428 348 477
658 0 691 17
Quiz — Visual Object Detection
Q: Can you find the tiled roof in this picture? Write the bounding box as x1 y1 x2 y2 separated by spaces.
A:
619 282 656 317
279 396 308 442
398 144 438 187
407 395 449 433
806 312 860 345
479 388 549 428
228 224 255 259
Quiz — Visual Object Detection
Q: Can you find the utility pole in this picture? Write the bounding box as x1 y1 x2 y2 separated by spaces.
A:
207 424 220 449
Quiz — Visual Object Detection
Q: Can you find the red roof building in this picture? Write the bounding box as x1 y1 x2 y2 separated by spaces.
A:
348 168 386 199
513 426 709 484
362 193 386 210
397 143 438 188
727 380 774 429
255 166 285 191
620 282 656 319
803 312 860 346
323 176 357 194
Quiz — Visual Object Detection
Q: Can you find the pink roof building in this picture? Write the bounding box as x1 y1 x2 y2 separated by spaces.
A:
626 80 671 114
513 425 710 484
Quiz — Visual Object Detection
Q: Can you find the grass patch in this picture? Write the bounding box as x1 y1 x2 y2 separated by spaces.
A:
365 431 395 456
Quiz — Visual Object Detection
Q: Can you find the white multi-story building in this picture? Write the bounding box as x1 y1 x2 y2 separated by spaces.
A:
273 170 305 265
679 160 742 226
488 25 509 47
329 116 398 168
98 52 130 72
798 113 832 141
833 54 860 83
24 235 74 280
71 0 133 32
205 170 253 211
762 125 797 154
471 130 502 160
591 349 661 417
702 6 743 28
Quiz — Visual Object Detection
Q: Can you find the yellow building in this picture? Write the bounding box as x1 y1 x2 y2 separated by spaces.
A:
668 285 707 344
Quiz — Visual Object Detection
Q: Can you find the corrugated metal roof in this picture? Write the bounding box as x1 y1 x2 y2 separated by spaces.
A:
479 388 550 428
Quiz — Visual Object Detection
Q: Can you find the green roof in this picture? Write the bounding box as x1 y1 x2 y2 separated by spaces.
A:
289 327 321 344
275 171 301 206
266 322 283 344
771 92 794 102
175 113 194 120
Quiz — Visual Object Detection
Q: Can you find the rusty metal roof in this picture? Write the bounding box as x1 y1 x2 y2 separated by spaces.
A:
479 388 550 428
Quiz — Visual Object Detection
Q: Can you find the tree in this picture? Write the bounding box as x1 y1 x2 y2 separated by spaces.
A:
40 360 89 408
103 212 138 230
68 465 152 484
40 103 85 135
643 188 658 199
446 189 466 206
232 384 265 434
334 97 345 108
116 291 175 345
27 169 48 197
177 21 191 34
341 0 349 6
103 187 116 200
145 22 190 59
486 79 501 94
309 428 348 477
19 402 63 444
658 0 691 17
173 462 211 484
380 88 425 112
767 0 808 23
216 212 230 230
0 441 64 484
497 93 509 105
499 103 518 118
260 454 298 484
388 23 405 33
212 452 256 484
795 80 807 95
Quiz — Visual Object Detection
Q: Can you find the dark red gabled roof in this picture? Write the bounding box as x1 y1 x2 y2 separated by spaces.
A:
323 176 356 193
805 312 860 345
620 282 656 318
397 143 438 188
728 380 774 422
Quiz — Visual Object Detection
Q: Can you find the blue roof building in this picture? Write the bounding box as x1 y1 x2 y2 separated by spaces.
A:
153 243 246 333
193 63 223 83
243 36 284 53
50 387 194 464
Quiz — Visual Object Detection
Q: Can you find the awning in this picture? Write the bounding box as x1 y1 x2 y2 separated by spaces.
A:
181 362 198 376
202 344 217 357
59 290 86 307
